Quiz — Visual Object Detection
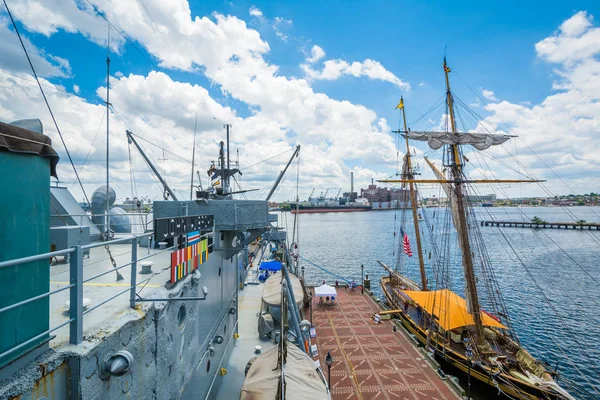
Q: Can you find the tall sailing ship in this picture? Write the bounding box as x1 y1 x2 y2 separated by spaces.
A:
379 59 574 400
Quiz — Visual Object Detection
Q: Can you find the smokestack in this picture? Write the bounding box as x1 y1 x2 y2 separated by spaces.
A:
371 178 374 185
351 171 354 195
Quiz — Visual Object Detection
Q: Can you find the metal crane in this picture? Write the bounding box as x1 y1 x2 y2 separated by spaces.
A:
336 188 342 199
126 130 178 200
324 188 329 199
265 145 301 202
309 187 315 200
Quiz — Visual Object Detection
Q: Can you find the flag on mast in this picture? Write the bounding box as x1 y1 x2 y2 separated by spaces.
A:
395 98 404 110
401 228 413 257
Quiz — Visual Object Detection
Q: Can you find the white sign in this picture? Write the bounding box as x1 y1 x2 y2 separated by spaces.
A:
311 344 318 356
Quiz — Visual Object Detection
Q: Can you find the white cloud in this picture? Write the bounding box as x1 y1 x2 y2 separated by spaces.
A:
478 11 600 194
302 58 410 90
0 0 402 201
73 84 80 93
0 20 71 77
249 6 263 18
306 45 325 63
5 1 599 200
272 17 292 42
535 11 600 65
274 17 292 25
4 0 122 49
481 89 497 101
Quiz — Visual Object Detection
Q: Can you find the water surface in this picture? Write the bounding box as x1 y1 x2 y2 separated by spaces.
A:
288 206 600 399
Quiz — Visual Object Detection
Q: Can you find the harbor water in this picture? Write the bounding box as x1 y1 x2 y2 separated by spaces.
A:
290 207 600 400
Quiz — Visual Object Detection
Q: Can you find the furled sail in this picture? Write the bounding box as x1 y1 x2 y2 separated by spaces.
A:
403 131 514 150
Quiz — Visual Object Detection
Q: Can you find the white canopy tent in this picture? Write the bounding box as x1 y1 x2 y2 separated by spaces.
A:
314 284 337 297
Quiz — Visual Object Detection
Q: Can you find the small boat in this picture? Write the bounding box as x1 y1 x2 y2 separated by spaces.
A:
240 344 329 400
261 271 304 322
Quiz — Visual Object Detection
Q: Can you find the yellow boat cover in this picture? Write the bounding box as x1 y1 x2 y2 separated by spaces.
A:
402 288 507 331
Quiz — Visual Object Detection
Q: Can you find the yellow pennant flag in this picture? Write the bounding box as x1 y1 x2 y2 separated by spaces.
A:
395 98 404 110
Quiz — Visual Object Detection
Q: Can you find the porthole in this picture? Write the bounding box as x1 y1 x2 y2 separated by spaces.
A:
224 324 227 335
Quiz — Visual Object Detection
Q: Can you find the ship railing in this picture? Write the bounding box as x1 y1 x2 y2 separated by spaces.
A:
59 212 154 233
0 231 213 359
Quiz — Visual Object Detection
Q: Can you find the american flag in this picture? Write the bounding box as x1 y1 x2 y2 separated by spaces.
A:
401 228 413 257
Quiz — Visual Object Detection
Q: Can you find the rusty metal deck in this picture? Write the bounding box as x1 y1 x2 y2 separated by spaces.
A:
310 288 459 400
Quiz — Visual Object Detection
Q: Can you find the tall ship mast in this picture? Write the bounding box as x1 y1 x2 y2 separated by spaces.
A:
379 58 574 400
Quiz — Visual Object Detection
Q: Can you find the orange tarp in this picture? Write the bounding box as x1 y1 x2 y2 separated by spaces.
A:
402 288 507 331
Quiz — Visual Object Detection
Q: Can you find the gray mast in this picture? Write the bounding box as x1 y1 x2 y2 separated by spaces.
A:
126 130 178 201
190 115 197 200
225 124 231 192
105 26 111 240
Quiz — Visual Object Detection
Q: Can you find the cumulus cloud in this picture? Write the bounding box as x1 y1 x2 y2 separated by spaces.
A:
4 0 123 49
301 58 410 90
481 89 497 101
11 2 599 199
0 20 71 77
306 45 325 63
249 6 263 18
535 11 600 65
478 11 600 194
0 0 402 200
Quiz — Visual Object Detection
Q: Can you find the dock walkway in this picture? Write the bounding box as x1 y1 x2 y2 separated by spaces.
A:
310 288 458 400
481 220 600 230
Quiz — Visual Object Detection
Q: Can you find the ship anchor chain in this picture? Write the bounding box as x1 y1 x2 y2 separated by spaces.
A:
105 244 124 281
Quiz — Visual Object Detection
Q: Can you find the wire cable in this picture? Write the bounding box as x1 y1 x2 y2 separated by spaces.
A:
3 0 94 211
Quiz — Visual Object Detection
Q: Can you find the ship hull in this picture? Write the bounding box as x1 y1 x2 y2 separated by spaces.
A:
380 276 566 400
290 207 370 214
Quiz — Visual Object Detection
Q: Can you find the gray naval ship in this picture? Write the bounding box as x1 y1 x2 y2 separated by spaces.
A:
0 119 326 399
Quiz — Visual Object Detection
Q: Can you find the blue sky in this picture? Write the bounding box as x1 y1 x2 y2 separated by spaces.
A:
36 1 597 117
1 0 600 201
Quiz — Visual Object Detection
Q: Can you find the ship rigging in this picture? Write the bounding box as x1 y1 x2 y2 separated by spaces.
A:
379 58 575 400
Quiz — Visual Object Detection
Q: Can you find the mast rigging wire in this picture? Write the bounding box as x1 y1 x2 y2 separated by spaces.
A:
241 147 297 171
452 67 600 223
2 0 94 212
69 110 106 190
470 150 600 289
458 153 600 376
410 87 600 394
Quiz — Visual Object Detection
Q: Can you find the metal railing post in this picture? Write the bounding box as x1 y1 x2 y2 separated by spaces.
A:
69 245 83 344
130 237 138 309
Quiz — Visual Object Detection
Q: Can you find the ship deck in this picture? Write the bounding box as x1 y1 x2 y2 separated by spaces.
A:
310 287 460 400
214 260 277 399
48 240 172 346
